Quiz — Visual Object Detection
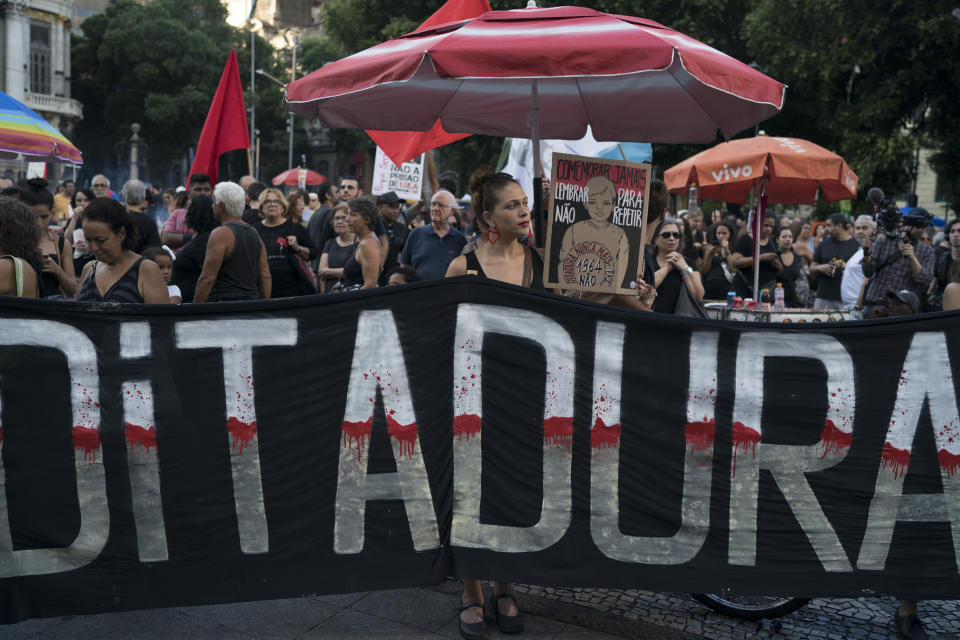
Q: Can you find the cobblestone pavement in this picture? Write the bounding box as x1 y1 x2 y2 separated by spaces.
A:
509 584 960 639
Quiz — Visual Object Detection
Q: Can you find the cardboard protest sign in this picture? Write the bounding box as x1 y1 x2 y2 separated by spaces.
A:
544 154 650 294
371 147 425 201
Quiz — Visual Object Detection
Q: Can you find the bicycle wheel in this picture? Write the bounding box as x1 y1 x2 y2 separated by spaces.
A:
692 592 810 620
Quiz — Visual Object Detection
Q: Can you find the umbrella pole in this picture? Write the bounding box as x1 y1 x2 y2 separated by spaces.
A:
752 198 761 300
530 80 544 248
751 175 768 301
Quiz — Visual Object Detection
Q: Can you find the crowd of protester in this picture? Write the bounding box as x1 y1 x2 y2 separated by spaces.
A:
0 172 954 320
0 169 955 639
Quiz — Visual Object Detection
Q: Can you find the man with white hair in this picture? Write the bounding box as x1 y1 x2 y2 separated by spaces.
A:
121 179 162 254
91 173 122 202
193 181 271 302
399 189 467 280
841 214 877 312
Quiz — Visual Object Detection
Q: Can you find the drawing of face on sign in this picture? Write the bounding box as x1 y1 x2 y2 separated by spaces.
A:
558 176 630 291
584 176 616 226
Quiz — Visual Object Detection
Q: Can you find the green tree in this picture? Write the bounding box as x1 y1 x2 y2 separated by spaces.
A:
72 0 287 183
743 0 960 213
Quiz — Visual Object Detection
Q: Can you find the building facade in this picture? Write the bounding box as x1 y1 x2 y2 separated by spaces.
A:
1 0 83 180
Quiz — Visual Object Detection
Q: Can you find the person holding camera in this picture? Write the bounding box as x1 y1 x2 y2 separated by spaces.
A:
699 221 736 299
861 206 935 318
810 213 860 310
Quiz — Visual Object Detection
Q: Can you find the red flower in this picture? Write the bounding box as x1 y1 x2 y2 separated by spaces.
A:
276 237 288 246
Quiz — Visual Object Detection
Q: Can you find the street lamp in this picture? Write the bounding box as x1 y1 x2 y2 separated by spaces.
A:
255 68 295 172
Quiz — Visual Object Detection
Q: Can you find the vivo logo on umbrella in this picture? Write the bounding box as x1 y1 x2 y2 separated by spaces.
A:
711 164 753 182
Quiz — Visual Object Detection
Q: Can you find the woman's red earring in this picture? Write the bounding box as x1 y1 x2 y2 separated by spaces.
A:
485 228 501 244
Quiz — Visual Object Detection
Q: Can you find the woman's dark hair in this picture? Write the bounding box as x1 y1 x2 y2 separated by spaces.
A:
174 190 190 209
647 179 669 228
286 189 306 224
17 178 54 210
83 197 138 251
0 196 42 265
347 196 378 230
652 217 685 256
71 187 95 209
185 195 219 234
679 216 698 261
473 172 520 232
706 221 737 244
386 264 421 284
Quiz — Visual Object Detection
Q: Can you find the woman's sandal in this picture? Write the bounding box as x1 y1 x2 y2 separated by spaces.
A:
457 601 487 640
486 593 524 634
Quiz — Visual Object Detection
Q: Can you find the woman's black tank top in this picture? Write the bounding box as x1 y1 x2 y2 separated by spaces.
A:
77 257 145 303
464 245 545 290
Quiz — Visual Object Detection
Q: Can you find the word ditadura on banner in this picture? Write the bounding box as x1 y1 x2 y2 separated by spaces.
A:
0 280 958 621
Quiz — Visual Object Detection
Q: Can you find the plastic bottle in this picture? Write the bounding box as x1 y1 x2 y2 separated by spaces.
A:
773 283 785 311
687 184 700 215
760 288 771 312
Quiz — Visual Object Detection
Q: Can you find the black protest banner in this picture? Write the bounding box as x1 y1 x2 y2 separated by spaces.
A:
0 279 959 623
544 153 650 294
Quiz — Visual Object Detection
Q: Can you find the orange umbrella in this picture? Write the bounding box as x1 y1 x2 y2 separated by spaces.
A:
664 134 858 204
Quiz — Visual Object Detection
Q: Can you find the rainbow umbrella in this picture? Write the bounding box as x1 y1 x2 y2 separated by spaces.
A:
0 91 82 164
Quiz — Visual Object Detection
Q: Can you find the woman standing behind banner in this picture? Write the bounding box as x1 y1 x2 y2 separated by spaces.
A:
0 197 40 297
652 218 704 313
64 187 96 274
774 226 810 307
253 188 317 297
338 197 381 291
316 204 356 293
285 189 308 226
170 195 220 303
445 172 538 640
19 178 77 299
75 198 169 304
699 221 736 300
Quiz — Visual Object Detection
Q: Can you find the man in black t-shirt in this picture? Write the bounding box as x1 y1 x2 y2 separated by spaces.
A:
730 212 780 299
377 191 409 285
811 213 860 310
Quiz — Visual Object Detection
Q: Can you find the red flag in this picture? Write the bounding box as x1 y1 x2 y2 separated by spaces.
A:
188 50 250 185
365 0 491 166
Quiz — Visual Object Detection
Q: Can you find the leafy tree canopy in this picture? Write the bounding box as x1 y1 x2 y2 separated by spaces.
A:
72 0 287 181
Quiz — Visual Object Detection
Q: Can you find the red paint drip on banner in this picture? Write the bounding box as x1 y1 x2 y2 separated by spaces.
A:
454 414 482 441
685 420 715 454
938 449 960 478
731 422 761 478
387 417 418 458
342 418 372 460
226 417 257 455
881 442 910 478
124 422 157 453
544 416 573 448
590 417 621 449
72 426 101 461
819 419 852 458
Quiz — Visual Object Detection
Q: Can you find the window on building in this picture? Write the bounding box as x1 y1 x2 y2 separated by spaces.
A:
30 21 52 95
